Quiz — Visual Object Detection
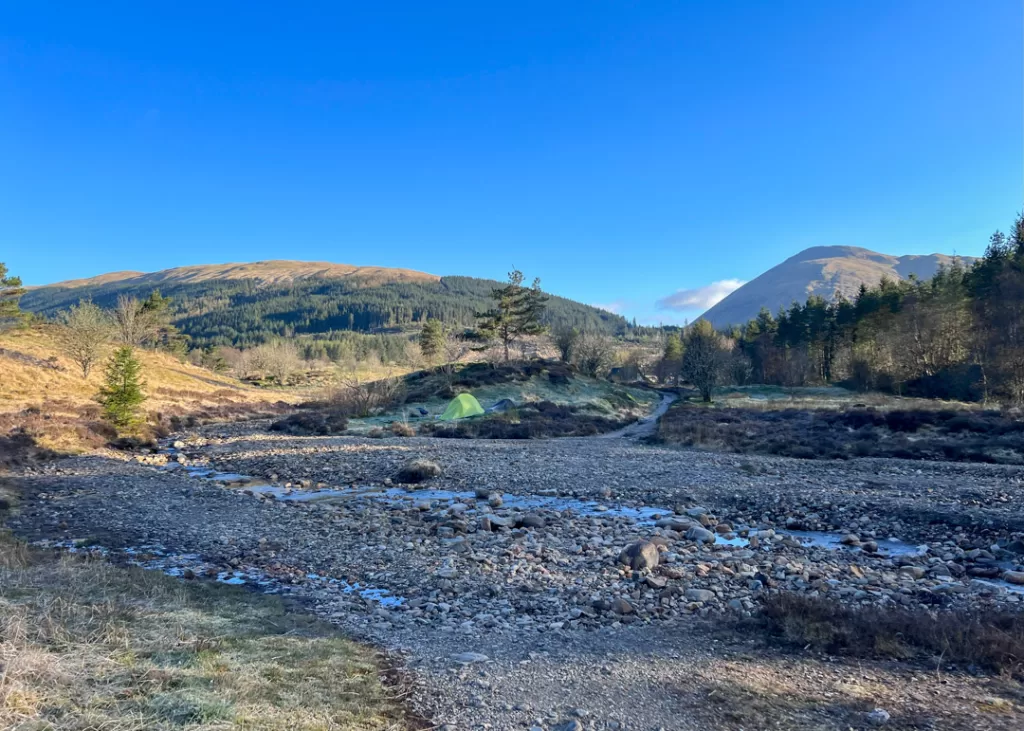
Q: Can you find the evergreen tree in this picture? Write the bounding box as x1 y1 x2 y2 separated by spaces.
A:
660 332 684 384
419 318 445 361
0 262 26 328
475 270 548 361
98 346 146 432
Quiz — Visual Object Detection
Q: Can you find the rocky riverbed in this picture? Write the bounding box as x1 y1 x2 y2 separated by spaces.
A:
8 424 1024 729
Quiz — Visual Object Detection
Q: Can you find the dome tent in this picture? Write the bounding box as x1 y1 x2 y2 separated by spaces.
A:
438 393 485 421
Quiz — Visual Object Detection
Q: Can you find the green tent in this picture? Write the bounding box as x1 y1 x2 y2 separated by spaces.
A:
439 393 485 421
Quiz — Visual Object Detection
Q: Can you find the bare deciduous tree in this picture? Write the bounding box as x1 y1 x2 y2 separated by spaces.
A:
56 300 113 378
439 333 470 390
333 366 405 417
113 293 172 347
246 341 301 383
573 331 615 378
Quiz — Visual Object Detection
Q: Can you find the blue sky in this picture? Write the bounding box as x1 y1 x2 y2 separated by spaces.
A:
2 1 1021 324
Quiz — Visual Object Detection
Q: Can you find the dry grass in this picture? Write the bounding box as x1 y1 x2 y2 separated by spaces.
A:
0 326 300 452
759 593 1024 678
0 530 415 730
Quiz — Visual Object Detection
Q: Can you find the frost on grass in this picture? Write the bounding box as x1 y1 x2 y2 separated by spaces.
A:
0 531 412 730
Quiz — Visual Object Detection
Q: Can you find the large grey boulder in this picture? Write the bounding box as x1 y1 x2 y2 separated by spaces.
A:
617 540 660 571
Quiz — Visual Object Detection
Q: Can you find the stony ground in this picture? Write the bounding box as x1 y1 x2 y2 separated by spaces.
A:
8 419 1024 730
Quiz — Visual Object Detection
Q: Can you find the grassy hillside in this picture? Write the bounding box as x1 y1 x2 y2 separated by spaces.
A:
0 326 297 452
22 262 628 348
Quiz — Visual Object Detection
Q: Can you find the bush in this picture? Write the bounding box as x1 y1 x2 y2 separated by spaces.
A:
656 402 1024 464
269 410 348 436
389 421 415 437
396 459 442 483
759 593 1024 678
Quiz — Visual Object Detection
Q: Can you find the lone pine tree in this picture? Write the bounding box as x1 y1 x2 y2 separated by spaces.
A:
476 270 548 361
98 346 147 432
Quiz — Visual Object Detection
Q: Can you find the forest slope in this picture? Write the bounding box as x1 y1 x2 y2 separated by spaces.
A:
22 261 627 347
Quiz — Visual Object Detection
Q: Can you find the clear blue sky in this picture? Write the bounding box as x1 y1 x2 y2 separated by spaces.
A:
2 1 1021 324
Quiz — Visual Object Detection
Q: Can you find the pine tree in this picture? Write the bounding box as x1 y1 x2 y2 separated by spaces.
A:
475 270 548 361
0 262 26 328
419 318 445 361
98 346 147 432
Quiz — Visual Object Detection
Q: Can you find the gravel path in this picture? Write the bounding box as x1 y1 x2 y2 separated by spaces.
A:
9 426 1024 730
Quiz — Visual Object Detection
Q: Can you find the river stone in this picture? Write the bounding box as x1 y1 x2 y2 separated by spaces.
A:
684 588 715 602
610 597 635 614
899 566 926 580
518 514 546 529
686 526 716 544
655 517 692 531
617 540 659 570
1003 570 1024 585
451 652 489 664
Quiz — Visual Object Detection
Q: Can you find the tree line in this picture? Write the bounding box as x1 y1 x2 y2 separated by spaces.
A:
720 214 1024 403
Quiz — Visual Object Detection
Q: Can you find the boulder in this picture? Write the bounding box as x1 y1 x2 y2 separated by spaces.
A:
518 514 546 529
617 540 660 571
686 526 716 544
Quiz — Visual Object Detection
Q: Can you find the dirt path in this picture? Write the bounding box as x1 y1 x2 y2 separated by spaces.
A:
8 428 1024 730
600 391 677 440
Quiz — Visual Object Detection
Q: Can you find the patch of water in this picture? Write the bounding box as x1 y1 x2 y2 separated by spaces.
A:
974 579 1024 596
783 530 927 557
38 540 406 606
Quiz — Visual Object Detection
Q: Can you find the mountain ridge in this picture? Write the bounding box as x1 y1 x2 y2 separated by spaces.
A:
21 260 626 347
34 260 440 289
700 246 975 327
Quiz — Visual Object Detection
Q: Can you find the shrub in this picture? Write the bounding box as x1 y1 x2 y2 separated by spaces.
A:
269 410 348 436
389 421 415 437
396 458 442 483
759 592 1024 678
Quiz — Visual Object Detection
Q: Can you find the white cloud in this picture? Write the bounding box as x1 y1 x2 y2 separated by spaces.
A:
656 279 746 312
591 300 626 314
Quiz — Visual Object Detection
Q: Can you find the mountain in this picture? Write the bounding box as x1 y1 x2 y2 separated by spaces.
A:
38 260 439 289
22 260 626 347
700 246 975 328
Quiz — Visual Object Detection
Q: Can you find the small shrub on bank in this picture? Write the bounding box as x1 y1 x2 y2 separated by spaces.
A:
759 593 1024 678
396 458 442 483
389 421 415 437
269 410 349 436
656 402 1024 463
